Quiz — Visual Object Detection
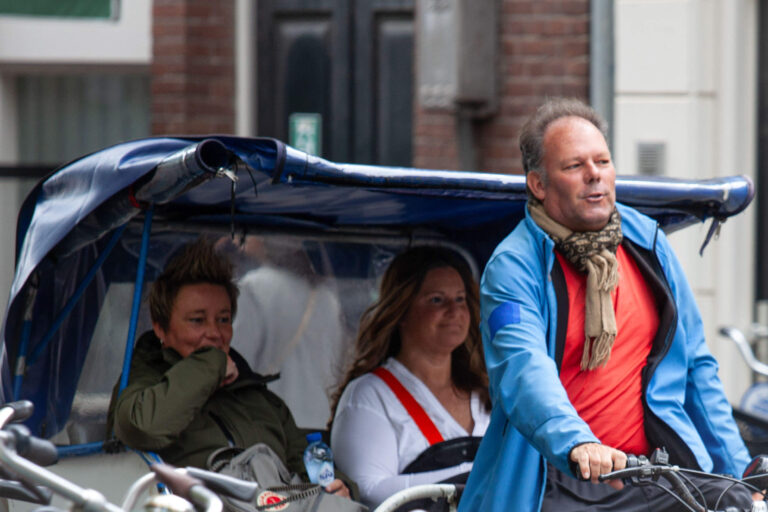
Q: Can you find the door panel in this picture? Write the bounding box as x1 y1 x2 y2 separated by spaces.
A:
354 0 414 165
257 0 413 166
258 0 352 161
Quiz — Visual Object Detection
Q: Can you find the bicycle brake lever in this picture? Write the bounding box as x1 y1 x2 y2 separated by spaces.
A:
0 479 52 504
597 465 668 482
184 467 258 502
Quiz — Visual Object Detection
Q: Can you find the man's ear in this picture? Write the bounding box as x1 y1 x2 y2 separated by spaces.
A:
527 171 547 201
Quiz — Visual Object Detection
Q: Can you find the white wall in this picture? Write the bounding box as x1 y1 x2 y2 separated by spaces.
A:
0 1 151 65
614 0 758 402
0 2 152 316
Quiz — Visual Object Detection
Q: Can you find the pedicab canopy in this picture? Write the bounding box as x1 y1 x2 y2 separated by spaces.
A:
0 136 754 450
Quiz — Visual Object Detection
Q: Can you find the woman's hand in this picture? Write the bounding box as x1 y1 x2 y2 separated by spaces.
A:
324 479 351 499
220 354 239 387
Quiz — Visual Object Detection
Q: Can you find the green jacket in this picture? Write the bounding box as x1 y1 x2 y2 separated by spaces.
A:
108 331 308 475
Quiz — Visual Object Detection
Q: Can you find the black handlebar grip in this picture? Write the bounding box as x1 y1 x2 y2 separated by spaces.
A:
3 401 34 423
5 425 58 466
151 463 203 499
0 478 53 504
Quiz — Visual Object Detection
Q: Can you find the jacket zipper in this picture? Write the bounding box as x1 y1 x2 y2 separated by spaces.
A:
210 411 236 448
639 224 699 468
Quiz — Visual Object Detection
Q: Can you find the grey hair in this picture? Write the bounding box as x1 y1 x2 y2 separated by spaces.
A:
519 97 609 184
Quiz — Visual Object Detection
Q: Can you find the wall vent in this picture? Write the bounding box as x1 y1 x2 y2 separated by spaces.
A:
637 141 666 176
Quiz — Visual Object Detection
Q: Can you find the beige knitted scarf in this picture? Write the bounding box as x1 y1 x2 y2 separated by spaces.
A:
528 199 623 370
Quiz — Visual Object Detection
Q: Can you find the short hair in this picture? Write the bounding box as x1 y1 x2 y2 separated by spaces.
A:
149 238 239 331
330 246 490 424
519 97 608 183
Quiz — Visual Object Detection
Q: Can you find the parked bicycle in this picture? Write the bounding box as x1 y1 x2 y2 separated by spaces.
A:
0 400 259 512
371 447 768 512
720 326 768 455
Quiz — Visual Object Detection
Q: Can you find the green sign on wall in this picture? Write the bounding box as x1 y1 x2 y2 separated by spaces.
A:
0 0 113 18
289 113 322 156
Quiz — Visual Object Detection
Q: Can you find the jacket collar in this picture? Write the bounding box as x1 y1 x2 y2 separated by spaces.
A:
522 201 659 253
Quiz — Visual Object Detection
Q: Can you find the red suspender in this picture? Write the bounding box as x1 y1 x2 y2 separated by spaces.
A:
372 367 445 446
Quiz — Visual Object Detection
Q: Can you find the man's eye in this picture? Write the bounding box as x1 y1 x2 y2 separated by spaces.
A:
189 317 204 324
218 316 232 324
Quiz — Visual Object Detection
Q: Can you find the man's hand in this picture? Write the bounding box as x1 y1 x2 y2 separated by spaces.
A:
324 479 351 499
569 442 627 490
220 354 239 387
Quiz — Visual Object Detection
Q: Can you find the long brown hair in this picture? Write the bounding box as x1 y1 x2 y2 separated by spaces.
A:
329 246 490 423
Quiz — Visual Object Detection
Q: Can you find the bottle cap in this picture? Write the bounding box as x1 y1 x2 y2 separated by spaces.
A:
306 431 323 443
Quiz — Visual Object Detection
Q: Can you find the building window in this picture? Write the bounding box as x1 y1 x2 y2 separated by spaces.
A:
16 72 150 167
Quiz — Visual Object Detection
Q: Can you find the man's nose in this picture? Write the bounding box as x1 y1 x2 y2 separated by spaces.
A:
584 160 601 181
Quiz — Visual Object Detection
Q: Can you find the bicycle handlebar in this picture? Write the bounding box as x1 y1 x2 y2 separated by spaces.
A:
595 450 768 512
0 400 34 429
0 401 237 512
719 326 768 377
0 479 52 504
599 464 706 512
151 464 223 512
4 424 58 466
184 466 259 502
372 483 462 512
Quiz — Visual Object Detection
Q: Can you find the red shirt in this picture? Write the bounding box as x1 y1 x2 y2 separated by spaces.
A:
556 245 658 456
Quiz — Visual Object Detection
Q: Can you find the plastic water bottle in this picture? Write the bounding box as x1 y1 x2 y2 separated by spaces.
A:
303 432 335 486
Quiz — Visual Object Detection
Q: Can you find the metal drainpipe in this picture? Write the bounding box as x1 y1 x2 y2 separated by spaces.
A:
456 108 478 172
590 0 615 149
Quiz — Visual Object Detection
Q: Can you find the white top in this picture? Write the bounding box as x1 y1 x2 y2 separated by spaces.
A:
331 357 490 507
231 266 349 428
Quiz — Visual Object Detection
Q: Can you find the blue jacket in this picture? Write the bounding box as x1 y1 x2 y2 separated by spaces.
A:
459 203 751 511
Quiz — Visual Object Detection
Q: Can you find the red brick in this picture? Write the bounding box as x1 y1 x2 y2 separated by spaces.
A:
560 0 589 16
503 2 534 15
151 0 235 135
562 39 589 57
415 0 590 173
153 3 187 18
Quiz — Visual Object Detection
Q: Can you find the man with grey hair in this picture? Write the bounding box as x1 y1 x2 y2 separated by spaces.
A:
459 98 754 511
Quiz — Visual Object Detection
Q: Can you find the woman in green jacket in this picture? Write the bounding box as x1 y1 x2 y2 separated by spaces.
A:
107 239 351 498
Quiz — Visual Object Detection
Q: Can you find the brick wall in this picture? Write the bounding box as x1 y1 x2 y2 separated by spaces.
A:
151 0 235 135
413 0 590 174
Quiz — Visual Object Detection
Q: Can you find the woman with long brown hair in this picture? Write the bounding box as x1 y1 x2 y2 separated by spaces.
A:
330 246 490 508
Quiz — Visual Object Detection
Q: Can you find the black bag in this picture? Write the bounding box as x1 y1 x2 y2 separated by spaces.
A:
394 437 481 512
207 444 367 512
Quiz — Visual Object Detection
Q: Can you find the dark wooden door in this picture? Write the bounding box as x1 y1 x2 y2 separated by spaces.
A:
256 0 414 166
757 1 768 301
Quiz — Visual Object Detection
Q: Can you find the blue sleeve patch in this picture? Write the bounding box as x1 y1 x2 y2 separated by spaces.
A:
488 301 521 340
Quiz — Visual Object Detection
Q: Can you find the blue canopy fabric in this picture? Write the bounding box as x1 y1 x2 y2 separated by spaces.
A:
0 135 755 437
